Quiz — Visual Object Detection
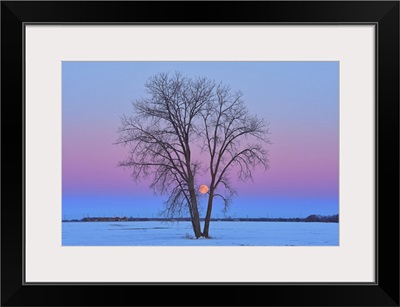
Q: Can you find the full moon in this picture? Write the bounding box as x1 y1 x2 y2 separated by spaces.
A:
199 184 209 194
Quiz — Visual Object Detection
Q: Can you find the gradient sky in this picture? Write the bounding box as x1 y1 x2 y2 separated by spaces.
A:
62 61 339 220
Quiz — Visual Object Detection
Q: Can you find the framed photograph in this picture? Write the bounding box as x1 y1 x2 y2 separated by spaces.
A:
1 1 399 306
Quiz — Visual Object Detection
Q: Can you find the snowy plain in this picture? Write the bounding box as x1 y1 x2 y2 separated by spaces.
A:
62 221 339 246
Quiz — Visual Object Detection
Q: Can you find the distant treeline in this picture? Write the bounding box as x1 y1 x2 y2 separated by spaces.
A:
63 214 339 223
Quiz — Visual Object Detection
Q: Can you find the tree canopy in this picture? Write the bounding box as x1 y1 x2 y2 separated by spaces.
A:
116 72 270 238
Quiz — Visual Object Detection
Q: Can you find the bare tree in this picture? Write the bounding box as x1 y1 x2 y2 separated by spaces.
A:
116 72 270 239
200 84 270 237
116 72 214 238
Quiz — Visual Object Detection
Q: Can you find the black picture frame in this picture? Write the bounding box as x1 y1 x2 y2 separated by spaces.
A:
1 1 399 306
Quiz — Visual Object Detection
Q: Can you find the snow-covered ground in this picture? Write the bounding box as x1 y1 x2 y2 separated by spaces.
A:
62 221 339 246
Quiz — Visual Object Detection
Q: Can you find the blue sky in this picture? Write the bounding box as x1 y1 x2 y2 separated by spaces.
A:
62 61 339 219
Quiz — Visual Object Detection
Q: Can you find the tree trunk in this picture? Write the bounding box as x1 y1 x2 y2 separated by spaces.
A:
189 191 202 238
192 198 202 239
184 143 203 238
202 189 214 238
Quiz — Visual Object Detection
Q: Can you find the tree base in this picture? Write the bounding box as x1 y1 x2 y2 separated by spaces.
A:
196 233 212 239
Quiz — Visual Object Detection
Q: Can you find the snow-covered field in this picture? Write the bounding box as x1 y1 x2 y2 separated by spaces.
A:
62 221 339 246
